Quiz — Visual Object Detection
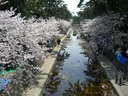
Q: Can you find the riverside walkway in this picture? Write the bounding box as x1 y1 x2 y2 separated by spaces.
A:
96 55 128 96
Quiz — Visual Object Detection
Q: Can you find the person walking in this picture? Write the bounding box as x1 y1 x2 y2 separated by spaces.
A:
57 38 61 45
115 73 118 84
118 70 124 86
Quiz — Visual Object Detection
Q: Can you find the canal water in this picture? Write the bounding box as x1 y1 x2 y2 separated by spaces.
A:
43 29 115 96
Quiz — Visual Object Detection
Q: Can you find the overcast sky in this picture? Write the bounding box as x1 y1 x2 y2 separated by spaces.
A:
63 0 89 16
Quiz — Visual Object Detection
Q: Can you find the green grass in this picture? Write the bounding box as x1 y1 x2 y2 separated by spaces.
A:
73 31 78 36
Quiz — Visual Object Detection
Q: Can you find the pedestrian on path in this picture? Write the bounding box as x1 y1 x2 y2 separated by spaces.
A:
99 44 104 54
115 73 118 84
118 70 124 86
57 38 61 45
96 50 99 56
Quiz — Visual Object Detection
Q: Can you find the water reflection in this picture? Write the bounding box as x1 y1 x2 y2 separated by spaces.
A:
45 61 63 94
44 50 72 95
62 61 115 96
43 31 115 96
63 80 86 96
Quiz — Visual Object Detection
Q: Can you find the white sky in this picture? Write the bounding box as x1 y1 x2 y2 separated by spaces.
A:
63 0 89 16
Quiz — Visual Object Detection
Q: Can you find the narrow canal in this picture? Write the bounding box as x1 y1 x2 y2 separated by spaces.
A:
43 29 115 96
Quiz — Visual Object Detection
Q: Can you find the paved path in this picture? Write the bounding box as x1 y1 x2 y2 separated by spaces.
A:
24 28 71 96
96 55 128 96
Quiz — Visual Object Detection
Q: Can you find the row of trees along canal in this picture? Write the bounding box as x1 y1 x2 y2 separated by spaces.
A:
0 1 72 95
72 1 128 95
73 0 128 68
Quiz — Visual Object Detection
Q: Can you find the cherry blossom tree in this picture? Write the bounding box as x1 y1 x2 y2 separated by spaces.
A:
80 11 126 52
0 9 71 95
